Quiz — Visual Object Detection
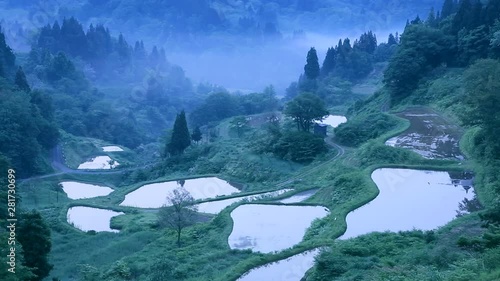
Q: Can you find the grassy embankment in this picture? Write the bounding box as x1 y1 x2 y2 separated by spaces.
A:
19 117 320 280
304 67 500 280
21 70 485 280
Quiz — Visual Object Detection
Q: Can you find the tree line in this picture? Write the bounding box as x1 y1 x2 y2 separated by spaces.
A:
286 30 399 104
35 17 169 81
0 27 59 176
384 0 500 103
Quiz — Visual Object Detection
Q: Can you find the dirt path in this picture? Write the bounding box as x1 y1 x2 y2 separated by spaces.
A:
19 144 152 183
21 131 346 187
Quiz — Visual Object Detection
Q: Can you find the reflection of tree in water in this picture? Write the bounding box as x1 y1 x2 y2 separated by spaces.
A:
448 171 475 193
177 179 185 187
456 191 483 218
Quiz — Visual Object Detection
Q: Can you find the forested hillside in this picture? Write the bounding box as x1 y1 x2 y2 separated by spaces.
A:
1 0 441 49
0 29 59 177
1 0 500 281
305 0 500 279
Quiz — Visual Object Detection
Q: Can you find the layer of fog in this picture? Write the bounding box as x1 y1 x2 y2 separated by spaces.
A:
167 29 399 95
0 3 402 95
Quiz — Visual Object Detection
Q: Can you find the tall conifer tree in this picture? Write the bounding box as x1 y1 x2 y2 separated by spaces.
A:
15 67 30 92
304 47 320 79
167 110 191 155
321 47 336 76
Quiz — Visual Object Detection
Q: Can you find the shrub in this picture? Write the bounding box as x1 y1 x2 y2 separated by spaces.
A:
334 113 399 146
272 131 327 163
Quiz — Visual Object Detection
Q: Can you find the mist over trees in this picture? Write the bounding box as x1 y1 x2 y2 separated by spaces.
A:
35 17 169 82
1 0 500 281
21 17 208 148
286 30 393 106
190 88 279 127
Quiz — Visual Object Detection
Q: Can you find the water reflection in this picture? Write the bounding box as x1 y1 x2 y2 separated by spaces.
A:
316 115 347 128
120 177 240 208
237 249 320 281
229 204 329 253
278 189 318 204
67 206 123 232
385 109 463 159
340 168 475 240
60 181 114 199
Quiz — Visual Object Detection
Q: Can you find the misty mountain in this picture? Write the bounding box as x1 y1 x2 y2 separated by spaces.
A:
2 0 441 49
0 0 443 93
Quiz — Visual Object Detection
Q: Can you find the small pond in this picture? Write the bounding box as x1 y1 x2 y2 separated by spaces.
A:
237 249 319 281
340 168 475 240
385 108 463 159
229 204 329 253
278 189 318 204
77 156 120 170
196 189 292 214
67 206 123 232
317 115 347 128
60 181 114 199
120 177 240 208
102 146 124 152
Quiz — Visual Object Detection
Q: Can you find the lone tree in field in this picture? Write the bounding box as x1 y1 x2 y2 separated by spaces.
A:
284 92 328 132
304 47 320 79
158 188 198 247
167 110 191 155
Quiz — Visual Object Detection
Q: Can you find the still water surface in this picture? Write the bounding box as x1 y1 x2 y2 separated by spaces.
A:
229 204 329 253
120 177 240 208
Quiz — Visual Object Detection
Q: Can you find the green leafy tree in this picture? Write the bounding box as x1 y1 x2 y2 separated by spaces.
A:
167 110 191 156
191 126 202 143
384 48 427 102
0 92 43 175
158 188 198 246
284 92 328 132
457 25 490 65
304 47 320 79
17 211 53 281
383 24 454 101
461 59 500 158
190 92 238 126
14 67 30 92
273 131 327 163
